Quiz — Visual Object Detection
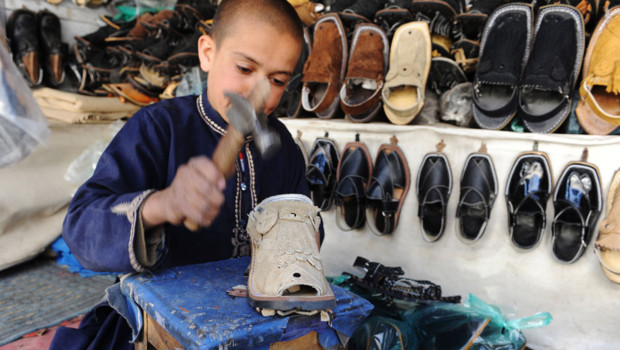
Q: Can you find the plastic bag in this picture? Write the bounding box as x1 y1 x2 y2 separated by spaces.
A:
402 293 552 350
0 41 50 168
64 120 124 185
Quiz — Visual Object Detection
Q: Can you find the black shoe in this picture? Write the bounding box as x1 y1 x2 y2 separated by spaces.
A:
38 9 64 86
6 8 42 86
552 161 602 263
417 152 452 242
305 136 340 210
518 4 585 133
505 151 553 249
335 140 372 230
456 151 498 242
472 3 533 130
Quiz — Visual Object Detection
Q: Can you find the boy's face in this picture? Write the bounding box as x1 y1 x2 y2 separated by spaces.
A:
198 17 302 121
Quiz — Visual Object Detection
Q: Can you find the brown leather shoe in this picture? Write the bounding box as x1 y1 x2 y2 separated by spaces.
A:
340 23 388 123
6 8 42 86
301 13 348 119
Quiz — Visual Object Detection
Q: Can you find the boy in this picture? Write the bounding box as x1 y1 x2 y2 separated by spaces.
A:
51 1 316 348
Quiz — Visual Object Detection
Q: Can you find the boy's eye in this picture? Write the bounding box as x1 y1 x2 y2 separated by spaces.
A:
237 65 252 73
271 78 286 87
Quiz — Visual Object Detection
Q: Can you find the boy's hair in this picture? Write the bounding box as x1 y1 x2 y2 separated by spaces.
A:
210 0 303 46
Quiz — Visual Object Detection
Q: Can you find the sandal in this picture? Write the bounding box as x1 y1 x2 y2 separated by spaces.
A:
595 168 620 283
305 136 339 211
246 194 335 313
552 155 602 263
456 144 498 243
335 138 372 230
366 136 410 235
505 149 553 249
417 141 452 242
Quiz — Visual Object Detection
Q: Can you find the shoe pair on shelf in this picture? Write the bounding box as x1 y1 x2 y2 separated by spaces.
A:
473 3 585 133
333 135 410 235
301 13 390 122
417 142 498 243
6 8 65 87
506 147 602 264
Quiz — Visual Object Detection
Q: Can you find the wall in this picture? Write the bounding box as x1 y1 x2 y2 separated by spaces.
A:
282 118 620 350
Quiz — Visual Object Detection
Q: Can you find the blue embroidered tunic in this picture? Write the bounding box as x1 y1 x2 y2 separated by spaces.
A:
63 90 313 273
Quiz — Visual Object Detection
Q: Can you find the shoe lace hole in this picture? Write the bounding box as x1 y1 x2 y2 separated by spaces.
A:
293 273 301 278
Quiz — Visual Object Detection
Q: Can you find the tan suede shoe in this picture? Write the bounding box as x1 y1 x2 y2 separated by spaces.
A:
576 7 620 134
382 21 431 125
246 194 336 313
596 169 620 283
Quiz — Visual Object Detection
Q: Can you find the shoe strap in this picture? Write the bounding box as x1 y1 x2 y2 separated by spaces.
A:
518 91 570 123
472 81 518 118
579 73 620 125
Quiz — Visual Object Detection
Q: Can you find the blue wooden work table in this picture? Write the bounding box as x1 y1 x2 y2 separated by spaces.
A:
119 256 373 349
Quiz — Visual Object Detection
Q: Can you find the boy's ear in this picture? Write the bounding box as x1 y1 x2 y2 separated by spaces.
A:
198 34 215 72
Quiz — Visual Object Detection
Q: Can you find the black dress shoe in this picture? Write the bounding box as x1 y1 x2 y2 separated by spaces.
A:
456 152 498 242
335 141 372 230
417 153 452 242
38 10 65 86
305 137 339 211
6 8 42 86
505 152 553 249
366 141 410 235
552 161 602 263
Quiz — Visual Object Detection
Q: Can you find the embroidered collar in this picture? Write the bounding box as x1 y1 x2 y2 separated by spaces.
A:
197 90 227 136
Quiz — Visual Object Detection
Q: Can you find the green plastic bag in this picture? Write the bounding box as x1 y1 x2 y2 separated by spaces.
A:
402 294 552 350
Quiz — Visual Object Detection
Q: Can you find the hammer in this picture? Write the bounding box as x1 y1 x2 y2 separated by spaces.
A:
184 80 280 231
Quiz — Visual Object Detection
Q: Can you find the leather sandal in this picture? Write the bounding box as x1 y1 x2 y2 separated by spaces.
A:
301 13 348 119
505 150 553 249
382 21 431 125
595 168 620 283
373 6 414 41
305 136 340 211
472 3 533 130
456 144 498 243
575 7 620 135
428 57 468 96
552 157 602 263
103 82 159 106
417 141 452 242
246 194 335 313
340 23 389 123
519 4 585 133
366 137 410 235
335 138 373 231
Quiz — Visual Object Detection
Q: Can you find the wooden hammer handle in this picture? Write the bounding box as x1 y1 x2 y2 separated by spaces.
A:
184 126 244 231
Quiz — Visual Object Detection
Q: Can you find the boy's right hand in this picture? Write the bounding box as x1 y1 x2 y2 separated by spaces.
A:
142 156 226 229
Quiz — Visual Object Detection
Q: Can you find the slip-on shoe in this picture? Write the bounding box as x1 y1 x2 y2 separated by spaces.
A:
6 8 42 86
519 5 585 133
428 56 468 96
472 3 533 130
505 151 553 249
366 139 410 235
301 14 348 119
576 7 620 135
382 21 431 125
595 169 620 283
417 152 452 242
552 161 602 263
340 23 389 123
335 141 373 231
38 10 65 86
456 152 498 242
305 137 339 211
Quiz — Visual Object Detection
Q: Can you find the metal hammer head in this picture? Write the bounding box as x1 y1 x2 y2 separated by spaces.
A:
224 84 281 158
